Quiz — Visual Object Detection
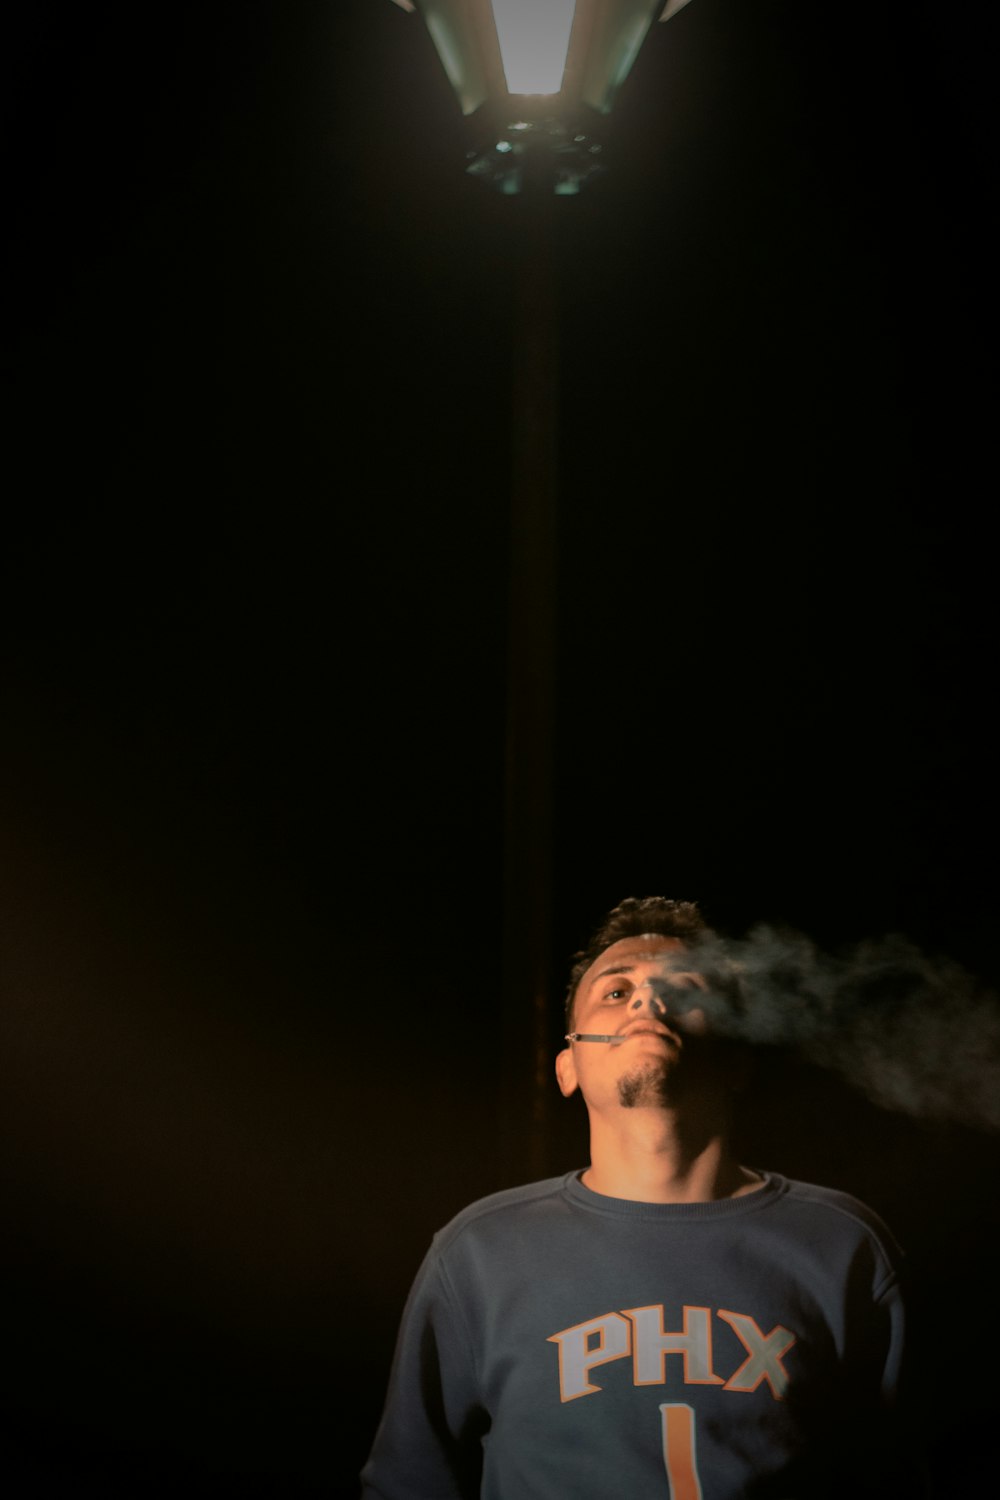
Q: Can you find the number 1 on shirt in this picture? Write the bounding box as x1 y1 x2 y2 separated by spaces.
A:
660 1403 703 1500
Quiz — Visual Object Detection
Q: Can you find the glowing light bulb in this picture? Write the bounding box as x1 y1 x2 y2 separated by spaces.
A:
491 0 577 96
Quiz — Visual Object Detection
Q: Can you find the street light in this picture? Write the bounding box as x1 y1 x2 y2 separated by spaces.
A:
384 0 694 1179
389 0 694 192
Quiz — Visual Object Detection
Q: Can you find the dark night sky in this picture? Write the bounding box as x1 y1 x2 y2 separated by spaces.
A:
3 2 998 1495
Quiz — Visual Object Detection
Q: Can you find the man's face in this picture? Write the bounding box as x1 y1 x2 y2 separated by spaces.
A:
556 934 715 1110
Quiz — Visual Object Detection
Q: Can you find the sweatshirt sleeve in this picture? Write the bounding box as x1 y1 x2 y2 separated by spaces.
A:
845 1254 931 1498
360 1242 486 1500
881 1272 933 1497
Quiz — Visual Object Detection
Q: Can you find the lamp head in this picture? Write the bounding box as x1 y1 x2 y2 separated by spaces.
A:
390 0 695 194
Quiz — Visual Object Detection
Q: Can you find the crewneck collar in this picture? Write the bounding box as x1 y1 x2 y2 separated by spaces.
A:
563 1168 787 1221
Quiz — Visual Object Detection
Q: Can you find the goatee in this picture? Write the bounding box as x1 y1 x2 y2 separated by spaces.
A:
618 1061 675 1109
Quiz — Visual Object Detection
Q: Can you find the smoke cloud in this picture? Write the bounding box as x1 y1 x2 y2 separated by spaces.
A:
687 927 1000 1132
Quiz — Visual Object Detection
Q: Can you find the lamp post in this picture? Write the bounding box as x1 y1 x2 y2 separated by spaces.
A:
387 0 693 1180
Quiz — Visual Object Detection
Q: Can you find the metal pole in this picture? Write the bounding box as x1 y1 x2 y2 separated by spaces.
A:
499 151 558 1185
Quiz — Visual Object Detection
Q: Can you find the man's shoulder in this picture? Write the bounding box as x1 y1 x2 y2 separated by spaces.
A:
433 1172 577 1252
777 1174 898 1234
773 1174 905 1276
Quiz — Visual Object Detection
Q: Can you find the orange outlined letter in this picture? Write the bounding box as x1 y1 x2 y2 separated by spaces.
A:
623 1305 724 1388
718 1309 796 1399
547 1312 631 1402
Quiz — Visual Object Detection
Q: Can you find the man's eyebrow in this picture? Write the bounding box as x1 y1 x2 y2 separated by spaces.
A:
588 961 703 987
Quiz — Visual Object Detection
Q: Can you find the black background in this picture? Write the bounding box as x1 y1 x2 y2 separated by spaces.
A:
3 2 997 1494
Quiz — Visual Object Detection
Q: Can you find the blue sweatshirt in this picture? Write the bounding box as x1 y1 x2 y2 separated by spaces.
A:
361 1170 912 1498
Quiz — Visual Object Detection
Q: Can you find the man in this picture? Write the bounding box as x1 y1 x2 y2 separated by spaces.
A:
361 898 916 1498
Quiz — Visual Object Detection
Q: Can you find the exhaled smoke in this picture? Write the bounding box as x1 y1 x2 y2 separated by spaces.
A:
687 927 1000 1132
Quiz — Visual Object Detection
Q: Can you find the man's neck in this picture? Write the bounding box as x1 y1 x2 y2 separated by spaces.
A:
582 1110 762 1204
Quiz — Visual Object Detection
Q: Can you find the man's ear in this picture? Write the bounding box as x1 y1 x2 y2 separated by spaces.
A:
555 1045 579 1098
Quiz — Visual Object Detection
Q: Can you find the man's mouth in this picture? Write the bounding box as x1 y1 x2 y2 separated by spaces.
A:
565 1023 683 1045
620 1021 679 1043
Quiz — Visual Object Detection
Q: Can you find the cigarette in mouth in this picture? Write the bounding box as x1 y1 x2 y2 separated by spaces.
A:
565 1033 626 1044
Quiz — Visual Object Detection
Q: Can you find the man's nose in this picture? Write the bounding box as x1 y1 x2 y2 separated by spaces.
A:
630 983 668 1016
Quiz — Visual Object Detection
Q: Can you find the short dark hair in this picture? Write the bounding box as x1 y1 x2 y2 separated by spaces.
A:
565 897 712 1022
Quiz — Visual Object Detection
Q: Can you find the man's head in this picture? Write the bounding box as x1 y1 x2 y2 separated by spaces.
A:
564 897 710 1031
557 898 749 1117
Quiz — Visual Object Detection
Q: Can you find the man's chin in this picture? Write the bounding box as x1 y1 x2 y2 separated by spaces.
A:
617 1061 675 1109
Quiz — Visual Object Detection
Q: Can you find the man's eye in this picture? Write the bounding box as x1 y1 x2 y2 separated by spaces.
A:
605 988 628 1002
